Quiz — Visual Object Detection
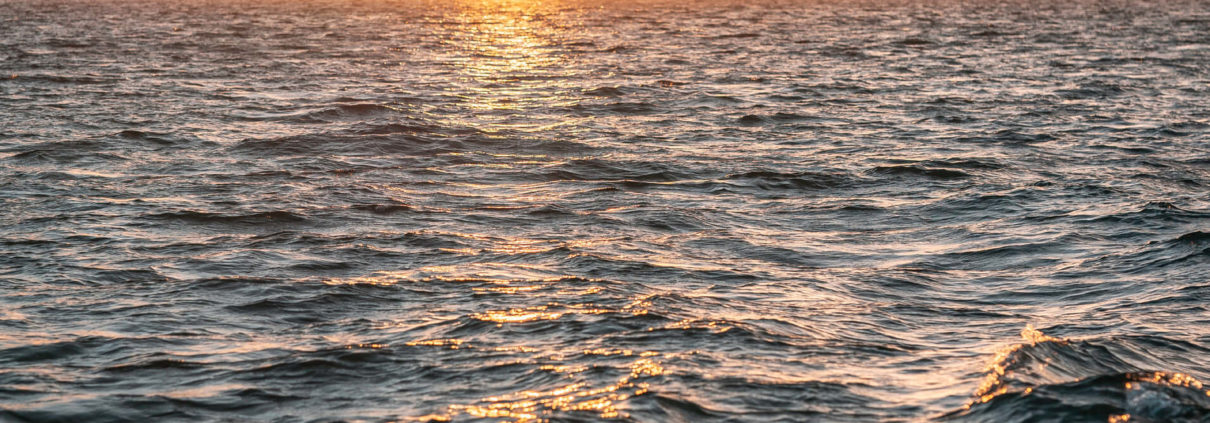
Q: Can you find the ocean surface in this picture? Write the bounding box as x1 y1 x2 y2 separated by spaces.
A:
2 0 1210 421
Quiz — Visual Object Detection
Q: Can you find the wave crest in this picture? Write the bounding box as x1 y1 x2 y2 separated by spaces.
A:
946 326 1210 422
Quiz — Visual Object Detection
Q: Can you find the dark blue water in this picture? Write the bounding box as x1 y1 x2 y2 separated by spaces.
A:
2 0 1210 421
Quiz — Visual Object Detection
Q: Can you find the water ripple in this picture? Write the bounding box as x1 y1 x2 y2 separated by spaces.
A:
2 0 1209 421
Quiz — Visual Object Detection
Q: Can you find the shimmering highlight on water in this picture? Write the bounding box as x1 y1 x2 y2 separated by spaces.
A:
2 0 1210 421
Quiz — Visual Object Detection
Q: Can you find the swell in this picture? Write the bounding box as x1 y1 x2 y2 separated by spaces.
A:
945 327 1210 423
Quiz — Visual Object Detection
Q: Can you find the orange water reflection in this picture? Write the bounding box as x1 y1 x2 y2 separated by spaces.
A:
327 256 665 421
432 0 584 134
398 282 664 421
381 2 669 420
436 350 663 422
966 326 1210 423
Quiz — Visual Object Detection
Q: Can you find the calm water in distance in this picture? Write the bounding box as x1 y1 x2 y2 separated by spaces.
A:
2 0 1210 421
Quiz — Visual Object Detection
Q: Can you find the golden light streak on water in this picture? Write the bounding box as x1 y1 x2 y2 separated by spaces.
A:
437 352 664 422
972 325 1065 406
436 0 582 138
406 339 467 349
472 307 564 324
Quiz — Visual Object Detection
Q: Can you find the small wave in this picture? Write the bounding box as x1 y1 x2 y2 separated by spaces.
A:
971 29 1008 37
583 86 626 97
723 170 850 190
12 73 122 85
871 164 970 180
350 203 414 214
1088 202 1210 225
627 377 878 421
738 114 765 124
230 133 439 156
1056 82 1128 100
536 158 693 183
103 358 206 373
962 129 1057 145
896 37 933 46
190 276 285 291
712 32 761 39
655 80 689 87
305 103 402 120
946 326 1210 422
907 241 1064 272
4 140 118 163
605 101 658 114
1174 231 1210 243
736 113 809 124
114 130 181 146
1100 230 1210 273
146 210 309 226
233 103 416 124
0 340 87 363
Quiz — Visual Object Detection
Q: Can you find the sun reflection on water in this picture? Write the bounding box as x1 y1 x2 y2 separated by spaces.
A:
393 273 666 421
326 254 669 421
432 0 583 133
357 4 676 419
437 351 664 422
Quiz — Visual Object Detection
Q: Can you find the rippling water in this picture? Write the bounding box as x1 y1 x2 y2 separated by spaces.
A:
3 0 1210 421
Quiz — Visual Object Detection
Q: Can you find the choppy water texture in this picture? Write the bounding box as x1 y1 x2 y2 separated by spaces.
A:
3 0 1210 421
